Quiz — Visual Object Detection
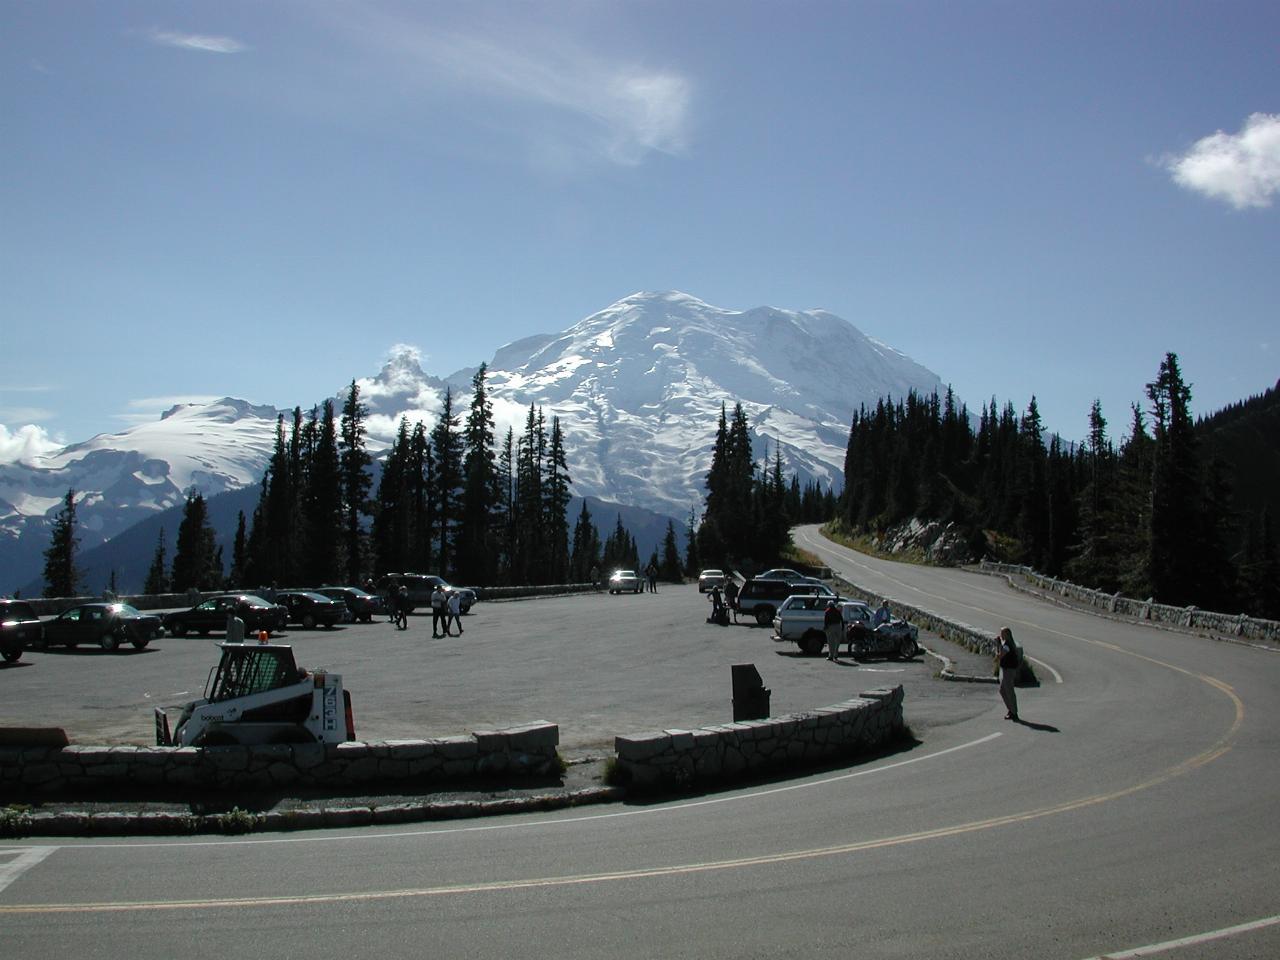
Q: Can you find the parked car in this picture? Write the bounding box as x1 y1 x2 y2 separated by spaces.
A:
756 568 809 584
734 578 832 626
163 594 287 638
0 598 41 662
315 586 383 623
770 595 860 655
608 569 643 594
40 602 163 651
697 569 726 593
379 573 478 614
275 590 346 629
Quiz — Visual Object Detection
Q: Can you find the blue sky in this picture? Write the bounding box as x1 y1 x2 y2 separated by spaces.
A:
2 1 1277 461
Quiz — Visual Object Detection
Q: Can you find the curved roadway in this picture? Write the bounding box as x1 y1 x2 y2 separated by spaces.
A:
3 525 1278 959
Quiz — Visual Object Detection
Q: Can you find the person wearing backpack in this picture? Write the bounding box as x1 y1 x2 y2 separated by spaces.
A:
996 626 1020 720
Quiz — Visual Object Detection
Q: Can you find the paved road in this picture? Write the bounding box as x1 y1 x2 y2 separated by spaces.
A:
3 527 1278 959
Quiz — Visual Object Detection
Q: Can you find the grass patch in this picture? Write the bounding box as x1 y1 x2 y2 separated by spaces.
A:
601 756 628 787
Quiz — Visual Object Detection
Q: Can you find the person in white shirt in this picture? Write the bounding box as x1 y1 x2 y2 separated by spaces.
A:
446 591 463 637
430 586 447 638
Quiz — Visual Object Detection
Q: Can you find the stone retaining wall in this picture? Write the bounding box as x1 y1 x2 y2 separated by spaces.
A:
614 686 904 789
980 561 1280 643
0 722 559 799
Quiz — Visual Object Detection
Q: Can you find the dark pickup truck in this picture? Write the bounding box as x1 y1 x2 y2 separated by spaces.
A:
0 598 42 663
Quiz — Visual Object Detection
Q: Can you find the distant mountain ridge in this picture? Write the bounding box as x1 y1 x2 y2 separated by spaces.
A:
2 291 948 593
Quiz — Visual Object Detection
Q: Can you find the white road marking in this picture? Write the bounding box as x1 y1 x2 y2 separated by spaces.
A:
1080 913 1280 958
1026 655 1063 684
0 847 57 895
21 733 1003 851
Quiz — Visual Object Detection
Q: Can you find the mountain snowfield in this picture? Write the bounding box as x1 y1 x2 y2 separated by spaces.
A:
0 291 947 591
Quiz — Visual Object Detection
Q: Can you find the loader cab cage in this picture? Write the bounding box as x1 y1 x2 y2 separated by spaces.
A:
206 644 305 702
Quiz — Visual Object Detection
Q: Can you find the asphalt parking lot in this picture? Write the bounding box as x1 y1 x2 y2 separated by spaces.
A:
0 585 998 754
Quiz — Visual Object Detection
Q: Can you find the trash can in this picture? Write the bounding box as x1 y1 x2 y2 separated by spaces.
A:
731 663 771 721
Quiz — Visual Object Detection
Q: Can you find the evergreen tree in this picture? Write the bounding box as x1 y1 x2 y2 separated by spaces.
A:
42 488 81 598
459 365 498 584
339 380 373 584
683 507 701 576
171 491 221 591
1067 400 1119 589
144 528 169 595
1146 353 1201 605
569 500 601 582
227 511 248 588
660 519 683 581
495 427 515 584
543 416 573 583
431 388 464 577
300 400 344 584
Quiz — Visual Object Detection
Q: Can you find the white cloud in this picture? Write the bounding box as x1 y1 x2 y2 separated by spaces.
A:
353 14 690 167
0 423 65 465
147 28 247 55
1165 113 1280 209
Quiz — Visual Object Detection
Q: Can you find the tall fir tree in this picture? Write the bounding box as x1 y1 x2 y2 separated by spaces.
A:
42 488 81 598
543 416 573 583
1146 353 1201 605
339 380 373 584
144 528 169 595
171 491 222 591
459 365 498 584
431 388 463 577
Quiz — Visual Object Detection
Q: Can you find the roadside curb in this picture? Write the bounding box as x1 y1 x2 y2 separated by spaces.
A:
7 785 626 838
923 644 996 684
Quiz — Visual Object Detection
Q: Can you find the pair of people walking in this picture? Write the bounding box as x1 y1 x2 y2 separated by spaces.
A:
431 586 464 638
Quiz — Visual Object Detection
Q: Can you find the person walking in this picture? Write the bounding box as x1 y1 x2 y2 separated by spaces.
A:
446 590 464 636
824 600 843 661
589 565 600 591
996 626 1020 720
430 585 447 638
645 562 658 594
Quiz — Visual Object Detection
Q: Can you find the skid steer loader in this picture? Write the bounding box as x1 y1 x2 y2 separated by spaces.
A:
155 642 355 747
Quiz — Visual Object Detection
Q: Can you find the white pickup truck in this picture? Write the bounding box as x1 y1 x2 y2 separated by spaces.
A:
772 596 919 659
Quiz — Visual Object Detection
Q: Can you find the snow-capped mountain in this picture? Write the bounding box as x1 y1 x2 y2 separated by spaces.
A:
1 292 948 592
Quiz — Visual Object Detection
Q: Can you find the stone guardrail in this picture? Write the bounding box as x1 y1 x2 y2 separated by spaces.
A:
980 561 1280 643
614 686 904 789
0 722 559 800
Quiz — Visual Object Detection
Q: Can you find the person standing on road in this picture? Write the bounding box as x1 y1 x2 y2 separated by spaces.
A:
430 586 447 638
724 578 739 623
590 565 600 591
395 586 411 631
645 562 658 594
824 600 843 661
446 591 464 636
996 626 1020 720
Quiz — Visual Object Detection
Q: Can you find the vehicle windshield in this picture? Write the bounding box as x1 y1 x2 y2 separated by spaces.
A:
208 646 302 702
110 603 142 615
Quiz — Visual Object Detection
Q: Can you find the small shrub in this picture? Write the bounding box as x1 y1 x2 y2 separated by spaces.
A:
0 805 33 838
211 806 260 834
601 757 629 787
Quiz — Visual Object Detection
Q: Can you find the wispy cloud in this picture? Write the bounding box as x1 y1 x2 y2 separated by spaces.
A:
1164 113 1280 209
356 15 691 167
0 423 64 465
146 28 248 55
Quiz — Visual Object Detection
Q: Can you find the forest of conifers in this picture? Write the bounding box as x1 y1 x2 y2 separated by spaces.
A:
836 353 1279 618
